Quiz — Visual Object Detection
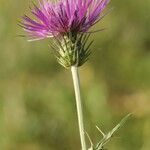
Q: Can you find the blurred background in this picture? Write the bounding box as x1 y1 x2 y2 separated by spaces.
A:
0 0 150 149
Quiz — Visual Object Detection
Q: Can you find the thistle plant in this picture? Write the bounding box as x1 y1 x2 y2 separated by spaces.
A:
19 0 131 150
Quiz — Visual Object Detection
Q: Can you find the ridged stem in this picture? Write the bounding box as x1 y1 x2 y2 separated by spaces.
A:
71 66 87 150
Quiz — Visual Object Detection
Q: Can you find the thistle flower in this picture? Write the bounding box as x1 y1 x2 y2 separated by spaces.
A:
20 0 110 68
20 0 110 41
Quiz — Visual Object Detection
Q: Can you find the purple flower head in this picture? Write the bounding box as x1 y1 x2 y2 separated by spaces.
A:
20 0 110 41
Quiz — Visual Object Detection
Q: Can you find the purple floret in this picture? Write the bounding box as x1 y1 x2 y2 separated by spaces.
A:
20 0 110 41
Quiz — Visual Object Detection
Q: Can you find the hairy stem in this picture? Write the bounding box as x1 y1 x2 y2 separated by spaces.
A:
71 66 87 150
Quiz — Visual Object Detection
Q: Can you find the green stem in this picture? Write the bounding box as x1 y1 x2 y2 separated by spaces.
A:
71 66 87 150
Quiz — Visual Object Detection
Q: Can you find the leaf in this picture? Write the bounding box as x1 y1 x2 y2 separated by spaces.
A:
95 114 132 150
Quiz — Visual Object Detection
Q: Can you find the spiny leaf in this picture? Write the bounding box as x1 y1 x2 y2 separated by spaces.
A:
95 114 132 150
